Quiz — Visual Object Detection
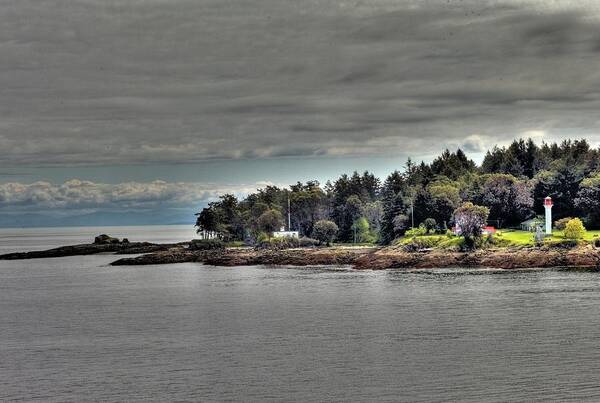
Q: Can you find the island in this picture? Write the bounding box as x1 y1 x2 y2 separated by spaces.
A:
2 231 599 271
4 139 600 271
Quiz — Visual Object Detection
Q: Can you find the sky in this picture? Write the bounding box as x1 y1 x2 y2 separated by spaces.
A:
2 0 600 226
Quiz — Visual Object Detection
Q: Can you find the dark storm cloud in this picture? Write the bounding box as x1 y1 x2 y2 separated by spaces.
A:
2 0 600 167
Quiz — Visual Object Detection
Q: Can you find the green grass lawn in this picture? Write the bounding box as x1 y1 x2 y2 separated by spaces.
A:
395 229 600 249
497 229 600 245
495 230 536 245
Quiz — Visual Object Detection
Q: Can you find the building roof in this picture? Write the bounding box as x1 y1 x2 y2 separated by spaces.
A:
521 217 543 225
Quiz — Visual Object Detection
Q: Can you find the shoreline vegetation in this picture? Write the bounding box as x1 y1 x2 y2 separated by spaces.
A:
2 232 599 271
194 138 600 249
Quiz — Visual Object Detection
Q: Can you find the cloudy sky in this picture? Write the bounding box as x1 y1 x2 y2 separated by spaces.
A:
2 0 600 225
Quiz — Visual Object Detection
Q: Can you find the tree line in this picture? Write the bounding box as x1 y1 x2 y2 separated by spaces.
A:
195 138 600 244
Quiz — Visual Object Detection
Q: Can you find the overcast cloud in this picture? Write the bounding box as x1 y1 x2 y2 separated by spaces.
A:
2 0 600 167
0 179 268 212
3 0 600 222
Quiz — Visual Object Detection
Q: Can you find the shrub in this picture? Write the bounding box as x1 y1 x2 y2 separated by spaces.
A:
405 224 427 237
422 218 437 234
554 217 573 231
487 234 509 247
312 220 339 246
256 238 282 249
563 218 586 240
544 238 580 248
256 231 270 244
256 236 319 250
257 209 284 237
298 237 319 247
189 239 225 250
400 235 444 251
400 235 467 251
437 236 465 250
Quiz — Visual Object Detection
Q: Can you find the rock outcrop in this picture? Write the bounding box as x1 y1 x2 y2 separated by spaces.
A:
94 234 122 244
4 238 600 270
0 241 187 260
112 244 600 269
110 246 377 266
352 245 600 270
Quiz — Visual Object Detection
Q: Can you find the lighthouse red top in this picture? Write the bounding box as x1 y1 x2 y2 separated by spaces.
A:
544 196 553 207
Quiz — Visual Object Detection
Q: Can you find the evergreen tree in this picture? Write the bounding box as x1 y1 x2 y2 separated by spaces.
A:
380 171 408 244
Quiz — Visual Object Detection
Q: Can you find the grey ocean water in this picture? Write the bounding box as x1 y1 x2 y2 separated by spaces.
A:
2 226 600 402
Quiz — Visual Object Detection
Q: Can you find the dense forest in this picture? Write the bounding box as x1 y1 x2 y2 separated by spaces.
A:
195 138 600 244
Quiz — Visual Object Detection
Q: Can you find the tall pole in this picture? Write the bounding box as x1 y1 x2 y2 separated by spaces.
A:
411 199 415 229
287 195 291 231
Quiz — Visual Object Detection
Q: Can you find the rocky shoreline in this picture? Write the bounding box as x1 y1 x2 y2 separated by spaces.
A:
109 246 377 266
0 241 187 260
2 238 600 270
352 244 600 270
109 244 600 270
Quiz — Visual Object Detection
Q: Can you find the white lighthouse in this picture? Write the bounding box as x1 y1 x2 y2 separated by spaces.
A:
544 196 553 235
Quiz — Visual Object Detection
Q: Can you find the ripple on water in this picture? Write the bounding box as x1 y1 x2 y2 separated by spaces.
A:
3 233 600 401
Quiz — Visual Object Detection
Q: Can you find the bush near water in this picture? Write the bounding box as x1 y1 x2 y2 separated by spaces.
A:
256 236 319 250
189 239 225 251
564 218 586 240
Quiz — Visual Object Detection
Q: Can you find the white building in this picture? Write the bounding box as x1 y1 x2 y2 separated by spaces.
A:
273 226 299 239
520 217 543 232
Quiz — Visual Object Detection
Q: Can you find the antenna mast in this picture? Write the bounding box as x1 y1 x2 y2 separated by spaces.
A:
288 195 291 230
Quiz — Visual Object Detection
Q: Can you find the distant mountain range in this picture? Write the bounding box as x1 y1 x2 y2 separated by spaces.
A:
0 209 197 228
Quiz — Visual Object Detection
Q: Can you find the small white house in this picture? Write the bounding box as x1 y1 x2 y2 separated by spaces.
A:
520 217 543 232
273 226 299 239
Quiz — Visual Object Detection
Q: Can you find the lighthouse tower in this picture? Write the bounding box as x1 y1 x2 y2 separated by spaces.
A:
544 196 553 235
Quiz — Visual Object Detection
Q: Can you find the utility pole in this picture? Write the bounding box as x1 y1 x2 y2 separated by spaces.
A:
411 199 415 229
287 194 291 231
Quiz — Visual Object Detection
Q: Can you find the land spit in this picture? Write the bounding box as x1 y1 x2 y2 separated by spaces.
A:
0 241 187 260
2 241 599 270
110 245 377 267
109 244 600 270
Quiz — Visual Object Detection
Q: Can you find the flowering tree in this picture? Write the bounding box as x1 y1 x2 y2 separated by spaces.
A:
454 202 490 247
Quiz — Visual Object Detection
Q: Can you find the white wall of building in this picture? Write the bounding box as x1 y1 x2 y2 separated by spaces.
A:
273 231 299 238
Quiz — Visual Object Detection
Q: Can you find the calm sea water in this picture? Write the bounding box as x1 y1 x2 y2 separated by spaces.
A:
2 226 600 402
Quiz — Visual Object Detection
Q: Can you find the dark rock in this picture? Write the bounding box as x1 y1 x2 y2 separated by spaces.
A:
353 245 600 270
189 239 224 251
111 247 199 265
111 246 376 267
94 234 120 244
10 240 600 271
0 241 188 260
